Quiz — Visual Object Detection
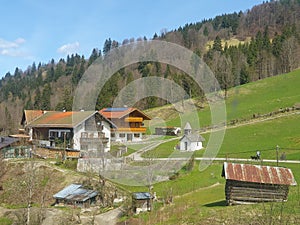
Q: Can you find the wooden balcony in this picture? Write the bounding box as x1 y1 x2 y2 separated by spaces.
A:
124 117 143 122
112 127 147 133
80 132 108 144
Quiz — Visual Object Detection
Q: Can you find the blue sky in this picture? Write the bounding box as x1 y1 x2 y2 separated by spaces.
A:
0 0 264 77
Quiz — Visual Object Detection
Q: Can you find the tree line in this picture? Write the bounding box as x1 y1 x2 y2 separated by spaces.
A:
0 0 300 132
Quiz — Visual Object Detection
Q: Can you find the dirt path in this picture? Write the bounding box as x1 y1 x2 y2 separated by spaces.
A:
174 182 221 200
201 111 300 134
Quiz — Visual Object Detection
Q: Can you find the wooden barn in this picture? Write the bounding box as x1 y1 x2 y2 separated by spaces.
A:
222 162 297 205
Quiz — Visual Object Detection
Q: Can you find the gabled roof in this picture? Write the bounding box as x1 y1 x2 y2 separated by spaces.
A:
21 110 45 125
222 162 297 186
180 133 205 142
184 122 192 130
27 111 115 128
100 107 151 120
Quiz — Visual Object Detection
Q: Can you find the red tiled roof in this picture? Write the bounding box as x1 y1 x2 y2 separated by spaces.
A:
99 108 151 120
222 162 297 186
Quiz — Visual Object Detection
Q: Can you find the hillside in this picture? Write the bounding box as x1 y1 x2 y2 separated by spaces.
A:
1 0 300 134
118 69 300 224
146 68 300 128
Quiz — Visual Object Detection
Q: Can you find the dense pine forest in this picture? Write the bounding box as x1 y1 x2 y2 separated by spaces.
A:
1 0 300 133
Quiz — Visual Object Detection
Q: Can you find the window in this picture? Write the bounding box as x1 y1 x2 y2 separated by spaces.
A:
111 133 115 138
119 133 126 138
134 133 140 138
49 131 59 138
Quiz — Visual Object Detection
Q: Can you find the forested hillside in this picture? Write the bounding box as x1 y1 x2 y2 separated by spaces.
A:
1 0 300 133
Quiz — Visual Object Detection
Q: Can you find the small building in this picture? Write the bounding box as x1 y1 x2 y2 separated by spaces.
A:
0 136 20 150
132 192 153 214
0 137 31 158
155 127 181 136
179 122 204 151
222 162 297 205
53 184 98 208
100 108 151 143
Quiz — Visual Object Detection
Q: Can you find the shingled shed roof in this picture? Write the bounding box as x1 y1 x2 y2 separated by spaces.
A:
222 162 297 186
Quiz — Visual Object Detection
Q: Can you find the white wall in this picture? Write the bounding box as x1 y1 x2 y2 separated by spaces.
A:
102 120 111 152
180 136 203 151
112 132 143 143
73 123 85 150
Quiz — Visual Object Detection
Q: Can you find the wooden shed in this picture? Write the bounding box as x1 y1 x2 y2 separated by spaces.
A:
132 192 153 214
222 162 297 205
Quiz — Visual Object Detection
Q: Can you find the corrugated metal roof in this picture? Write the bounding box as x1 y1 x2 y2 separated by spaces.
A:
53 184 82 199
222 162 297 186
53 184 98 202
132 192 152 200
65 188 98 202
0 137 19 149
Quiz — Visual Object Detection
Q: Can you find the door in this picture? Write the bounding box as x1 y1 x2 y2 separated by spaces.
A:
127 133 133 141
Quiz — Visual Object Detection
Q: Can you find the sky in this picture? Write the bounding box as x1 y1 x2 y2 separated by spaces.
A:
0 0 264 78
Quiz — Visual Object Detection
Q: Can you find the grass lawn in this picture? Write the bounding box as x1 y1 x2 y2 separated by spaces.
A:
141 139 179 158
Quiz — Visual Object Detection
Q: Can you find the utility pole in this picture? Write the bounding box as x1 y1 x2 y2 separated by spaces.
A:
276 145 279 166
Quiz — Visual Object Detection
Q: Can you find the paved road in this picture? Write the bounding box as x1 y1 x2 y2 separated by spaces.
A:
133 156 300 164
128 136 180 160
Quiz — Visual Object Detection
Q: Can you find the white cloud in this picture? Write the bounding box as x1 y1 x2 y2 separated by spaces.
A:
57 41 80 55
0 37 26 57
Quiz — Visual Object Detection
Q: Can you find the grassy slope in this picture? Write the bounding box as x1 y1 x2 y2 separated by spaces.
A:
121 70 300 224
143 113 300 160
162 69 300 128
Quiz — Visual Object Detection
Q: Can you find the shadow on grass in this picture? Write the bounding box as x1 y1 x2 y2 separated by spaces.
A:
204 200 227 207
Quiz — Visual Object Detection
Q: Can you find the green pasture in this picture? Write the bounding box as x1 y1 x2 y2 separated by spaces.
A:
165 69 300 128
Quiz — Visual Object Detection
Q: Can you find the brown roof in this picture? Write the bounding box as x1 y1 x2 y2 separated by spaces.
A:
99 108 151 120
22 110 44 125
222 162 297 186
27 111 97 128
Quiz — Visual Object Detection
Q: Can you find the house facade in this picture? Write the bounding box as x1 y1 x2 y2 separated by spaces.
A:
179 122 204 151
100 108 151 142
24 110 115 152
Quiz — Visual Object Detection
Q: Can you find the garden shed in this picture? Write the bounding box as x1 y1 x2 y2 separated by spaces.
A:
132 192 153 214
53 184 98 208
222 162 297 205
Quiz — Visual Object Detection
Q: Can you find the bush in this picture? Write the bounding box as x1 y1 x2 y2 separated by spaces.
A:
0 217 13 225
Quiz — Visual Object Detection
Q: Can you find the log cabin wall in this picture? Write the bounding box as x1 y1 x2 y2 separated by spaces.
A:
225 179 289 205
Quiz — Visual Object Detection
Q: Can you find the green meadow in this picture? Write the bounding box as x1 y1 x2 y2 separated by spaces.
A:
165 69 300 128
120 70 300 224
